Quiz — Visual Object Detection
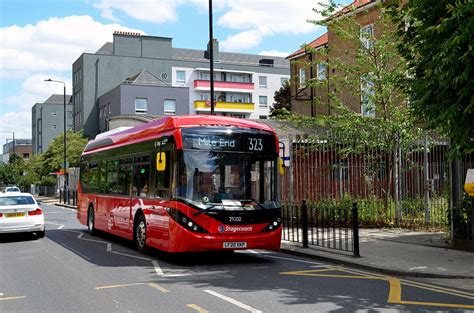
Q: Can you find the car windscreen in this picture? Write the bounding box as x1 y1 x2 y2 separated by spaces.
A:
0 196 35 206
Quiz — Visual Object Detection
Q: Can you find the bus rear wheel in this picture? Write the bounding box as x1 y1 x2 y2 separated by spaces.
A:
134 214 147 252
88 207 96 235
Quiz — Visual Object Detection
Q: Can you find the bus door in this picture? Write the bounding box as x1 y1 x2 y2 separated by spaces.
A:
148 149 172 249
113 158 133 236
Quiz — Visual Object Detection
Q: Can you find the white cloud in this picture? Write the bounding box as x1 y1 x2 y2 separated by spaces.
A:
0 15 144 147
0 111 32 150
219 0 328 51
0 15 143 78
90 0 327 52
259 50 291 58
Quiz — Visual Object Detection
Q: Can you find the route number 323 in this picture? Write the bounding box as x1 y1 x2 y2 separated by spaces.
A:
248 138 263 151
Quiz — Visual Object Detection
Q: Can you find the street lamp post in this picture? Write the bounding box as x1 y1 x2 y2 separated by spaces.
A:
0 131 15 156
44 79 68 203
209 0 215 115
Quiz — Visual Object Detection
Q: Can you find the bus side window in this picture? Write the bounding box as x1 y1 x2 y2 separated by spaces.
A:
155 151 170 198
133 155 151 197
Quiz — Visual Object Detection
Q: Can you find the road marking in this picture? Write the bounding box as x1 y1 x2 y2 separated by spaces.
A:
107 243 112 251
204 289 262 313
339 267 474 300
110 250 151 261
152 260 165 276
283 266 474 309
147 283 169 293
96 283 145 290
45 221 65 229
245 250 325 265
0 296 26 301
59 243 91 261
187 304 209 313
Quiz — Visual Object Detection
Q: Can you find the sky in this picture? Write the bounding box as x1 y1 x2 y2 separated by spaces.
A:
0 0 341 150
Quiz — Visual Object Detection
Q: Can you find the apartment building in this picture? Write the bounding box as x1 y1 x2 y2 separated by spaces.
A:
287 0 380 116
2 139 32 163
32 94 73 154
73 32 290 139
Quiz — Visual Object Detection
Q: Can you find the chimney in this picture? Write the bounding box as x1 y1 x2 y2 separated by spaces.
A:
206 39 219 61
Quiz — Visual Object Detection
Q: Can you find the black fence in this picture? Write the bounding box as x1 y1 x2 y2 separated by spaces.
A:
282 201 360 256
58 189 78 206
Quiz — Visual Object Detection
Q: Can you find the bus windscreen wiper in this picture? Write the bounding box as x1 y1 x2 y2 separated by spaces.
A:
240 199 266 210
193 204 217 216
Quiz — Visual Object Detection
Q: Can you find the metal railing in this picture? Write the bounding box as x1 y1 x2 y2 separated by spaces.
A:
282 201 360 256
58 189 78 206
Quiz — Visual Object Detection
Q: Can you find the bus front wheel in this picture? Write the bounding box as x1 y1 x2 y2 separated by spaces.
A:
134 214 147 252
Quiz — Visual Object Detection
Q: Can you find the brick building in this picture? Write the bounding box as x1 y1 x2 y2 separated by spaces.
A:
287 0 381 116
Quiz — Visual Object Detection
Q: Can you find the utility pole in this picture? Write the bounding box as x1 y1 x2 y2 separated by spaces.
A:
209 0 215 115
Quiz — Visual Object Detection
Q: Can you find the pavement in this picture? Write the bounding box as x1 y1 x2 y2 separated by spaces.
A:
35 195 474 281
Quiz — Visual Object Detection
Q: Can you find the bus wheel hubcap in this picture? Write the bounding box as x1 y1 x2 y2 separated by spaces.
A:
136 221 146 247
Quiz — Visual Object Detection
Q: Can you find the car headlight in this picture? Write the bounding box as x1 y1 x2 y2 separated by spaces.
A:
261 217 282 232
166 208 208 233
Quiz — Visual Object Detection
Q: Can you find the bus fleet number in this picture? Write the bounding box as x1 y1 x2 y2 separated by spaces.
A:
248 138 263 151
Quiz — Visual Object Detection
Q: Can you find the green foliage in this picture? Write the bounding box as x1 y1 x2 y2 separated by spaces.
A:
270 81 292 117
0 154 25 186
392 0 474 154
42 130 88 170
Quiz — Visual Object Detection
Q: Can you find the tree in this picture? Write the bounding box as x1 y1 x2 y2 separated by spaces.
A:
286 1 420 218
0 154 25 186
42 130 88 172
392 0 474 153
270 81 292 117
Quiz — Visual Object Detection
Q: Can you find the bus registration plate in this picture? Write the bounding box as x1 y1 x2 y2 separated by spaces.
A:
223 241 247 249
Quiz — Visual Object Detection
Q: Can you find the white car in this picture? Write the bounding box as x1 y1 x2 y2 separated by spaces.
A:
0 193 45 238
4 186 21 193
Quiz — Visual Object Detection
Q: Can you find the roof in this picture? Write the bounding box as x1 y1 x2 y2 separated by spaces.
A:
286 32 328 60
44 94 72 104
93 43 289 68
83 115 276 154
287 0 377 60
334 0 377 17
124 69 168 86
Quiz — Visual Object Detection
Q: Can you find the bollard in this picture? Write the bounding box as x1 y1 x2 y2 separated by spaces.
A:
352 202 360 257
302 199 309 248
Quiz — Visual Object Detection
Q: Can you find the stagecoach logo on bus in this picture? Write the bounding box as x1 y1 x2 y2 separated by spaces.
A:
218 224 253 233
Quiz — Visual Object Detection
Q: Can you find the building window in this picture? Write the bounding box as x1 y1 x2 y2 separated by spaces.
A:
23 153 29 159
176 70 186 83
360 24 374 49
259 96 268 108
299 67 306 88
52 125 57 130
317 63 326 80
259 76 267 88
52 111 57 117
135 98 147 114
360 74 375 116
280 77 288 86
164 99 176 115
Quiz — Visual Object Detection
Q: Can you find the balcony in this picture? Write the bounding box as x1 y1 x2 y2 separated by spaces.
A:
194 80 254 92
194 100 254 113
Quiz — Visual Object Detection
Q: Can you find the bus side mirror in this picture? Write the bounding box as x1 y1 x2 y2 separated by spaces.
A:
278 158 285 176
156 152 166 171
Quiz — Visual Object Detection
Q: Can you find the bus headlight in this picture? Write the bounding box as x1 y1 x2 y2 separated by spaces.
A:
167 208 208 233
261 217 282 232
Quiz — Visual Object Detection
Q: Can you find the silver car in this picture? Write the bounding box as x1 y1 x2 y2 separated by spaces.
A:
0 193 45 238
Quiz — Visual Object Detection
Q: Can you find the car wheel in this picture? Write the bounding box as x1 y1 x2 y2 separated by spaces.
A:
36 230 45 238
134 214 147 252
88 208 96 235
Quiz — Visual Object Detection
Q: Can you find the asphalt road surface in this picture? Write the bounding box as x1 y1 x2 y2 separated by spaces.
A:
1 202 473 312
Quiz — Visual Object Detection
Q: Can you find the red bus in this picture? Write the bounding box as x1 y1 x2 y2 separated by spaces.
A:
77 115 282 252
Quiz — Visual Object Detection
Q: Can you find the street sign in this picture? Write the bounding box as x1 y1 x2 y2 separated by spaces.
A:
464 169 474 196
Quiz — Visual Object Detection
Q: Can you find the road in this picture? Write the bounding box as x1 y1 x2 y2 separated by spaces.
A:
1 202 473 312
